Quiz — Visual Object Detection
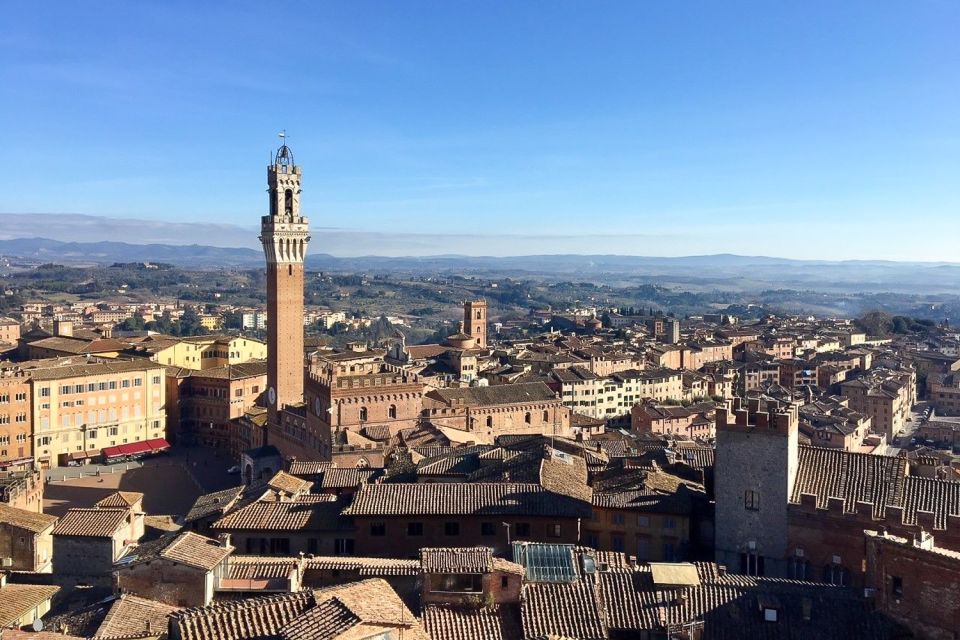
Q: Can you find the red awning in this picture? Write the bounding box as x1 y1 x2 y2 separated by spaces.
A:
101 439 169 459
145 438 171 451
101 445 125 459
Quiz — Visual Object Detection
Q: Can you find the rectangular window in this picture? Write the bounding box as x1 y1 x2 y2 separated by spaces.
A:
370 522 386 537
444 522 460 536
133 378 142 387
407 522 424 536
744 490 760 511
334 538 354 556
40 387 50 397
514 523 530 538
891 576 903 597
434 573 482 593
547 524 562 538
122 379 130 388
480 522 496 536
152 376 161 385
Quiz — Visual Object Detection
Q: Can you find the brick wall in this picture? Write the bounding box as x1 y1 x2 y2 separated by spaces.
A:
865 531 960 640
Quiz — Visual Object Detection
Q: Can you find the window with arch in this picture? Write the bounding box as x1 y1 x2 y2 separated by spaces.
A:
476 311 482 319
388 404 397 419
524 412 532 424
543 410 549 422
823 561 849 586
740 551 764 576
284 189 293 215
359 407 368 422
486 416 493 428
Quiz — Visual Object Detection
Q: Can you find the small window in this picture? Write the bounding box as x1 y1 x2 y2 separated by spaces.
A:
370 522 386 537
891 576 903 597
547 524 562 538
359 407 368 422
388 404 397 419
524 412 532 424
744 490 760 511
486 416 493 428
407 522 424 537
444 522 460 536
515 523 530 537
501 575 509 589
481 522 496 536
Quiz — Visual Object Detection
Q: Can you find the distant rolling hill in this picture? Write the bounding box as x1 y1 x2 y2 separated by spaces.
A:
1 237 959 294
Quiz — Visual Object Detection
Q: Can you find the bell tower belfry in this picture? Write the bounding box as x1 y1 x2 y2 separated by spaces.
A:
260 138 310 429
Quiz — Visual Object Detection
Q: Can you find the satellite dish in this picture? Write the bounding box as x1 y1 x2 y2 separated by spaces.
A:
33 618 44 632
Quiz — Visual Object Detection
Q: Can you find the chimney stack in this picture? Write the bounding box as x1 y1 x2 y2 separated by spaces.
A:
218 533 232 548
53 319 73 337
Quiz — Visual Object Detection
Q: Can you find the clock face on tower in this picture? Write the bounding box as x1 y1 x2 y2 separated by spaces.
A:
268 387 277 406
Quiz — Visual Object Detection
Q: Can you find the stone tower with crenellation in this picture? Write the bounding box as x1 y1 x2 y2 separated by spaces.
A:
714 396 798 578
260 141 310 430
464 299 487 349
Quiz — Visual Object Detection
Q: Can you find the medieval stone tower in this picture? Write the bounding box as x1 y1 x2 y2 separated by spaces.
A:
714 396 798 578
464 299 487 349
260 141 310 428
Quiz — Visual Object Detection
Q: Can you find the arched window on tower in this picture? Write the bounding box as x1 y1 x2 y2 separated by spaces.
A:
476 311 482 320
284 189 293 215
359 407 368 422
543 410 549 422
388 404 397 419
524 412 532 424
486 416 493 428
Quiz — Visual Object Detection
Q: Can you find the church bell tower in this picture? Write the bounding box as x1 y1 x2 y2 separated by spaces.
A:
260 139 310 429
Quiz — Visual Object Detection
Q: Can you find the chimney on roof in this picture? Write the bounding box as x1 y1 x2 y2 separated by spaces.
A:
53 319 73 337
717 565 727 577
913 530 934 550
218 533 232 548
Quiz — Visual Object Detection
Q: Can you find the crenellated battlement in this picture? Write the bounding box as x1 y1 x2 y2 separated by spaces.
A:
715 396 798 436
790 490 955 532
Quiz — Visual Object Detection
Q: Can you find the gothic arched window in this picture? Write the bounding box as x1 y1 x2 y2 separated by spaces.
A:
284 189 293 215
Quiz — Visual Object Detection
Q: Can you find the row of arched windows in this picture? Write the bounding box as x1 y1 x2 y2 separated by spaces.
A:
358 405 397 422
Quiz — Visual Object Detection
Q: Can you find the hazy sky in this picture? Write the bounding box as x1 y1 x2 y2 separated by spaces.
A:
2 2 958 259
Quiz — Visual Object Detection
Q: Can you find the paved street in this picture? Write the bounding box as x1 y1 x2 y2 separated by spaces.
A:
43 444 242 520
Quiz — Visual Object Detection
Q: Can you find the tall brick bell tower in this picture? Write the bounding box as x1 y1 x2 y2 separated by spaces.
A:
260 138 310 432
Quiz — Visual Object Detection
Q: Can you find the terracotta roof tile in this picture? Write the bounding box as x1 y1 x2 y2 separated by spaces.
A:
0 502 58 533
212 494 345 532
94 491 143 509
171 591 314 640
53 508 129 538
93 594 179 639
343 482 592 518
0 582 60 628
423 604 523 640
266 471 313 495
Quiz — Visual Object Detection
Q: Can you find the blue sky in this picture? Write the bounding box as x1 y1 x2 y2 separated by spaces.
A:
1 2 958 259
